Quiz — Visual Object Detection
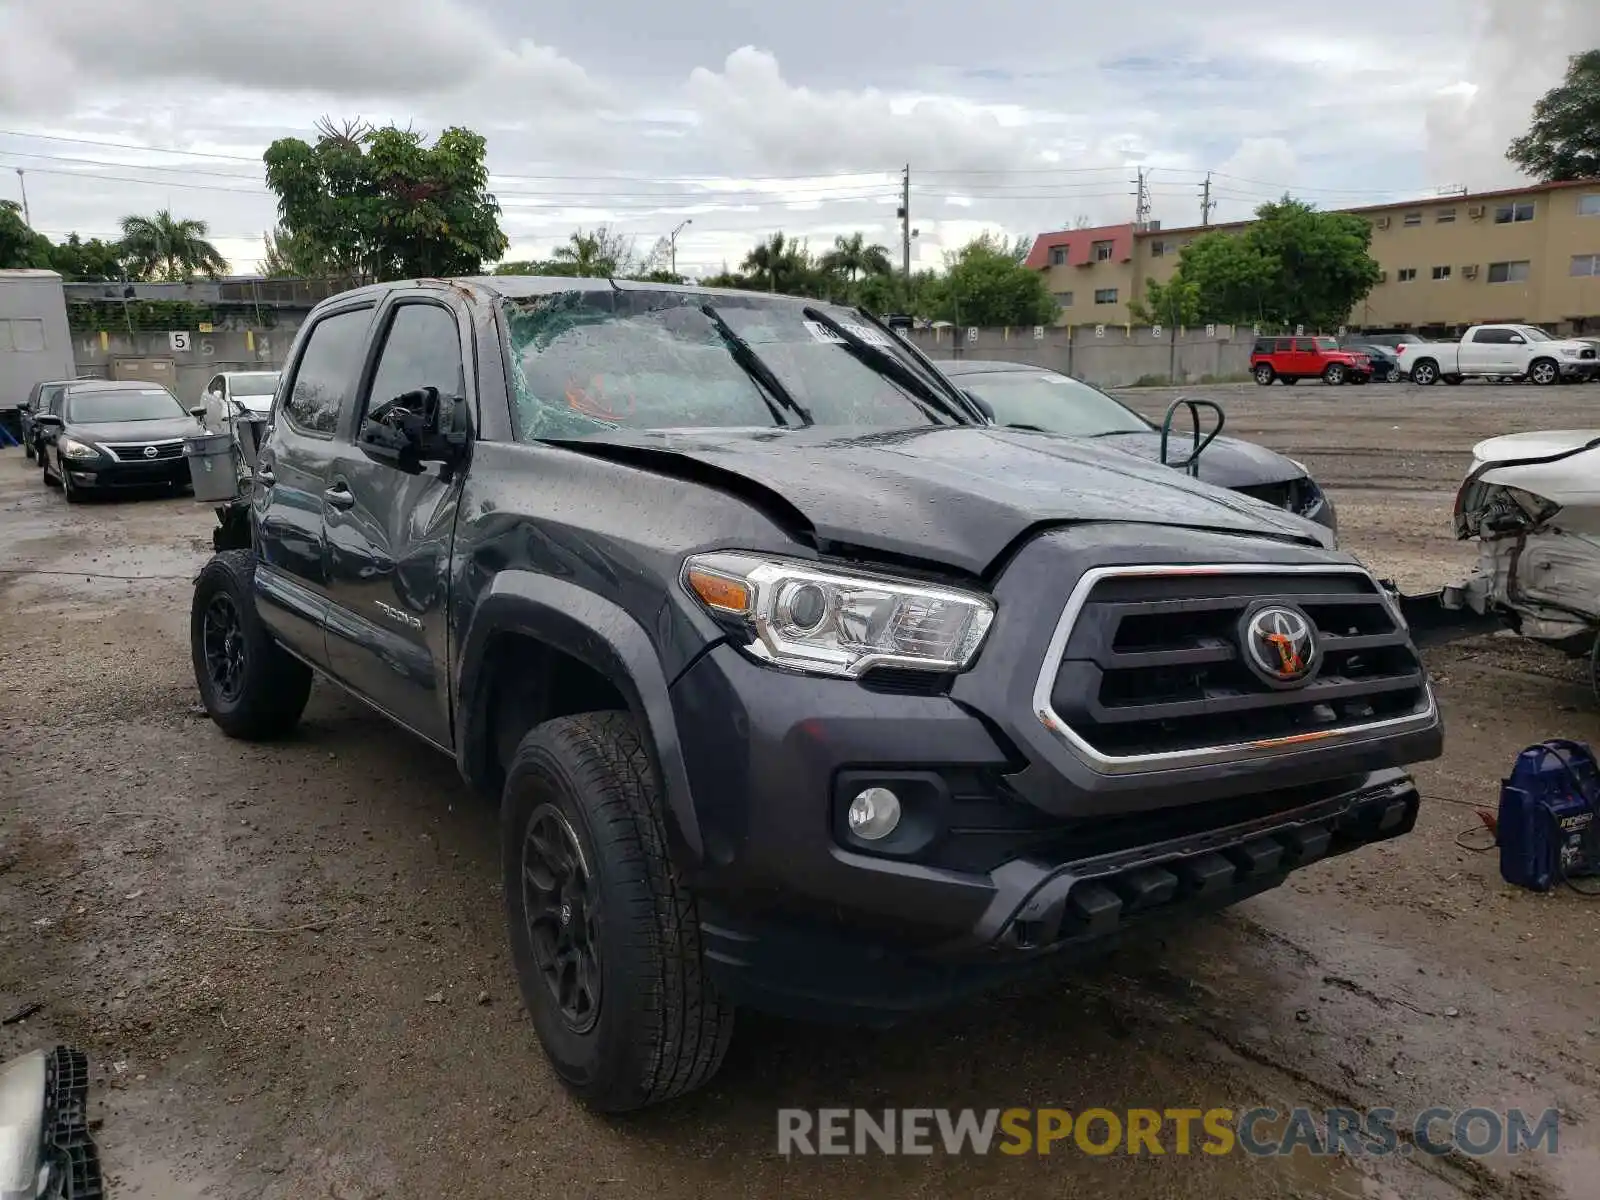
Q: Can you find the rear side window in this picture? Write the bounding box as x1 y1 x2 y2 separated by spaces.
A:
283 308 373 436
363 304 464 423
1293 338 1315 352
1252 339 1271 354
1472 328 1511 344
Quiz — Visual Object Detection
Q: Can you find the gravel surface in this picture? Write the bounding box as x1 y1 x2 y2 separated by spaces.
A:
3 379 1599 1199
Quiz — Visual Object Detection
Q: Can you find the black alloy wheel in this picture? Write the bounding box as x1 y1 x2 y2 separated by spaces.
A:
201 593 249 705
521 802 603 1033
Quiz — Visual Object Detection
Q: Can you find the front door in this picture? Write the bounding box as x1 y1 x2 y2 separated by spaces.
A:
252 304 376 666
320 298 470 747
1291 337 1318 377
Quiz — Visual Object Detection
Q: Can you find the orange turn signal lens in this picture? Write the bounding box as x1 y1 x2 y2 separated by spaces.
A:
687 566 751 614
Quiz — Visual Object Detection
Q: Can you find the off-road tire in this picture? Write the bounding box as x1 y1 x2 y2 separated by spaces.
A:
190 550 312 739
1323 363 1346 385
1253 363 1275 385
61 466 85 504
1410 359 1440 386
502 711 734 1112
1529 358 1560 386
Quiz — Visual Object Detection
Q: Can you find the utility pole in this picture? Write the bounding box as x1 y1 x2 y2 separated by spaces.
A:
898 164 912 279
668 218 692 277
1132 168 1151 230
16 169 29 227
1201 171 1216 227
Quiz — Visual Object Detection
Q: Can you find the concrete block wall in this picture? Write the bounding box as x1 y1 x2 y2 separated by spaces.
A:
69 321 304 404
908 323 1255 387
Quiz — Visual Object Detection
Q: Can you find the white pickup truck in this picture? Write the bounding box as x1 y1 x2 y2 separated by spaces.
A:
1397 324 1600 386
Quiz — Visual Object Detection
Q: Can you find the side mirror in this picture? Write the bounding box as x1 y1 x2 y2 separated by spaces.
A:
964 390 996 422
359 386 470 474
189 405 207 419
1509 335 1525 344
33 414 62 429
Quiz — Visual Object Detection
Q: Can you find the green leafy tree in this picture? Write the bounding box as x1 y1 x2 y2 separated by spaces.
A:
48 234 126 281
742 232 798 292
261 224 336 277
820 232 892 284
0 200 53 270
924 232 1058 327
118 210 229 281
1245 198 1381 329
263 117 508 281
1165 199 1378 329
1508 49 1600 181
548 225 636 277
1129 276 1201 329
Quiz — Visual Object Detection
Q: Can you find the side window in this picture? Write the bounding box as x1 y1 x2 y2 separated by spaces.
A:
1273 338 1292 353
1293 338 1315 352
206 374 225 397
1473 328 1508 344
362 304 465 424
283 308 373 436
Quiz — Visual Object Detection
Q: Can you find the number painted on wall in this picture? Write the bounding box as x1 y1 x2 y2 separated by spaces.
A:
1151 324 1163 338
168 331 191 352
1206 323 1216 338
1094 324 1106 338
1032 325 1044 340
255 337 271 359
966 326 979 342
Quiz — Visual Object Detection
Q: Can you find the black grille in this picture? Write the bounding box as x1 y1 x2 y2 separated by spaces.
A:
1582 348 1597 360
1048 570 1429 760
106 440 183 461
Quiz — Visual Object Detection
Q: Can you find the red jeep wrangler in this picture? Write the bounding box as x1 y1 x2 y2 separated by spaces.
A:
1251 336 1371 386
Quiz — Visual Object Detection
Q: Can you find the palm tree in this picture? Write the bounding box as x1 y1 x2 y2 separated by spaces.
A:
548 226 634 277
820 232 892 283
743 232 792 292
118 210 229 281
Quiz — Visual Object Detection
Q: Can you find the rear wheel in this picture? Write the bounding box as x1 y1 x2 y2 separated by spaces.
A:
1387 367 1402 383
1253 363 1275 385
1529 358 1560 386
190 551 313 739
1323 363 1346 385
1410 359 1440 386
503 711 735 1112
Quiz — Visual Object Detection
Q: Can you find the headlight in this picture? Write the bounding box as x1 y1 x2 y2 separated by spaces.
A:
682 551 995 677
57 436 101 460
1561 347 1581 357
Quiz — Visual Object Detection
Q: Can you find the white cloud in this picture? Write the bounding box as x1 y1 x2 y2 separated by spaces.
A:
0 0 597 110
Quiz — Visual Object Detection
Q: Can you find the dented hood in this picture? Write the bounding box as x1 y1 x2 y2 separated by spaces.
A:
1472 430 1600 465
550 425 1329 575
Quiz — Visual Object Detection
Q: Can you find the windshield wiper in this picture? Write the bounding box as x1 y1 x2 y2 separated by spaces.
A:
700 304 813 427
846 307 987 422
800 307 967 425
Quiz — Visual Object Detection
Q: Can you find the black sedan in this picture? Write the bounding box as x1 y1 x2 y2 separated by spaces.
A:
36 380 202 502
940 359 1336 536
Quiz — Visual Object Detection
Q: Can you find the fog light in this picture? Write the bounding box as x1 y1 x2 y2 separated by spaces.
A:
847 787 901 840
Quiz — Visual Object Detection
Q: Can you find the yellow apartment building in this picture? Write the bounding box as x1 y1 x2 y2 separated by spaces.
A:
1025 178 1600 334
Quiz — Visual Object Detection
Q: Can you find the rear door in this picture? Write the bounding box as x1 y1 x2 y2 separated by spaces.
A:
319 295 472 747
252 303 377 666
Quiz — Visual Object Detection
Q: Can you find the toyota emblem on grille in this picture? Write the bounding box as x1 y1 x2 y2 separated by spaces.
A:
1241 604 1317 687
142 444 158 458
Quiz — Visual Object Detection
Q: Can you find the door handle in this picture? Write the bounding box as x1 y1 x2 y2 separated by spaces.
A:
323 483 355 510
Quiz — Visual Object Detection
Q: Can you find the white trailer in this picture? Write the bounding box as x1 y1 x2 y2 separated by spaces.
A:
0 269 74 413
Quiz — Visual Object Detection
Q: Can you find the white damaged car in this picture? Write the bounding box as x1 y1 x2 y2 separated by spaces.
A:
1451 429 1600 652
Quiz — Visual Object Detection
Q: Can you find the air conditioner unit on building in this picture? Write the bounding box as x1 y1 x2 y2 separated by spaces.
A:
1468 205 1485 219
1377 270 1388 283
1375 216 1391 229
1463 264 1479 279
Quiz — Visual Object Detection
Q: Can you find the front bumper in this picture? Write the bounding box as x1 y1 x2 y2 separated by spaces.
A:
1560 359 1600 379
670 524 1442 1019
63 456 190 489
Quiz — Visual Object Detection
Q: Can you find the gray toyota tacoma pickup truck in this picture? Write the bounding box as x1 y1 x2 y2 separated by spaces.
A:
190 276 1443 1111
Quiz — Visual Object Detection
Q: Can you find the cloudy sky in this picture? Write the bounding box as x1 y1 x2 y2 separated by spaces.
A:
0 0 1594 276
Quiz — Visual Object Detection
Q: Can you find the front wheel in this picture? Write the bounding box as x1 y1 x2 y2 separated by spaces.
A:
502 711 735 1112
1253 363 1275 385
1323 364 1346 386
1529 358 1560 386
190 551 312 739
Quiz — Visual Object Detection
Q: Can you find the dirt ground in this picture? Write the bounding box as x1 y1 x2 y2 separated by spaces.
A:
4 380 1600 1199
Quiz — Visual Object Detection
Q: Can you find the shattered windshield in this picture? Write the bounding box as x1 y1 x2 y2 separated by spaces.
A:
959 371 1149 436
500 289 955 440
